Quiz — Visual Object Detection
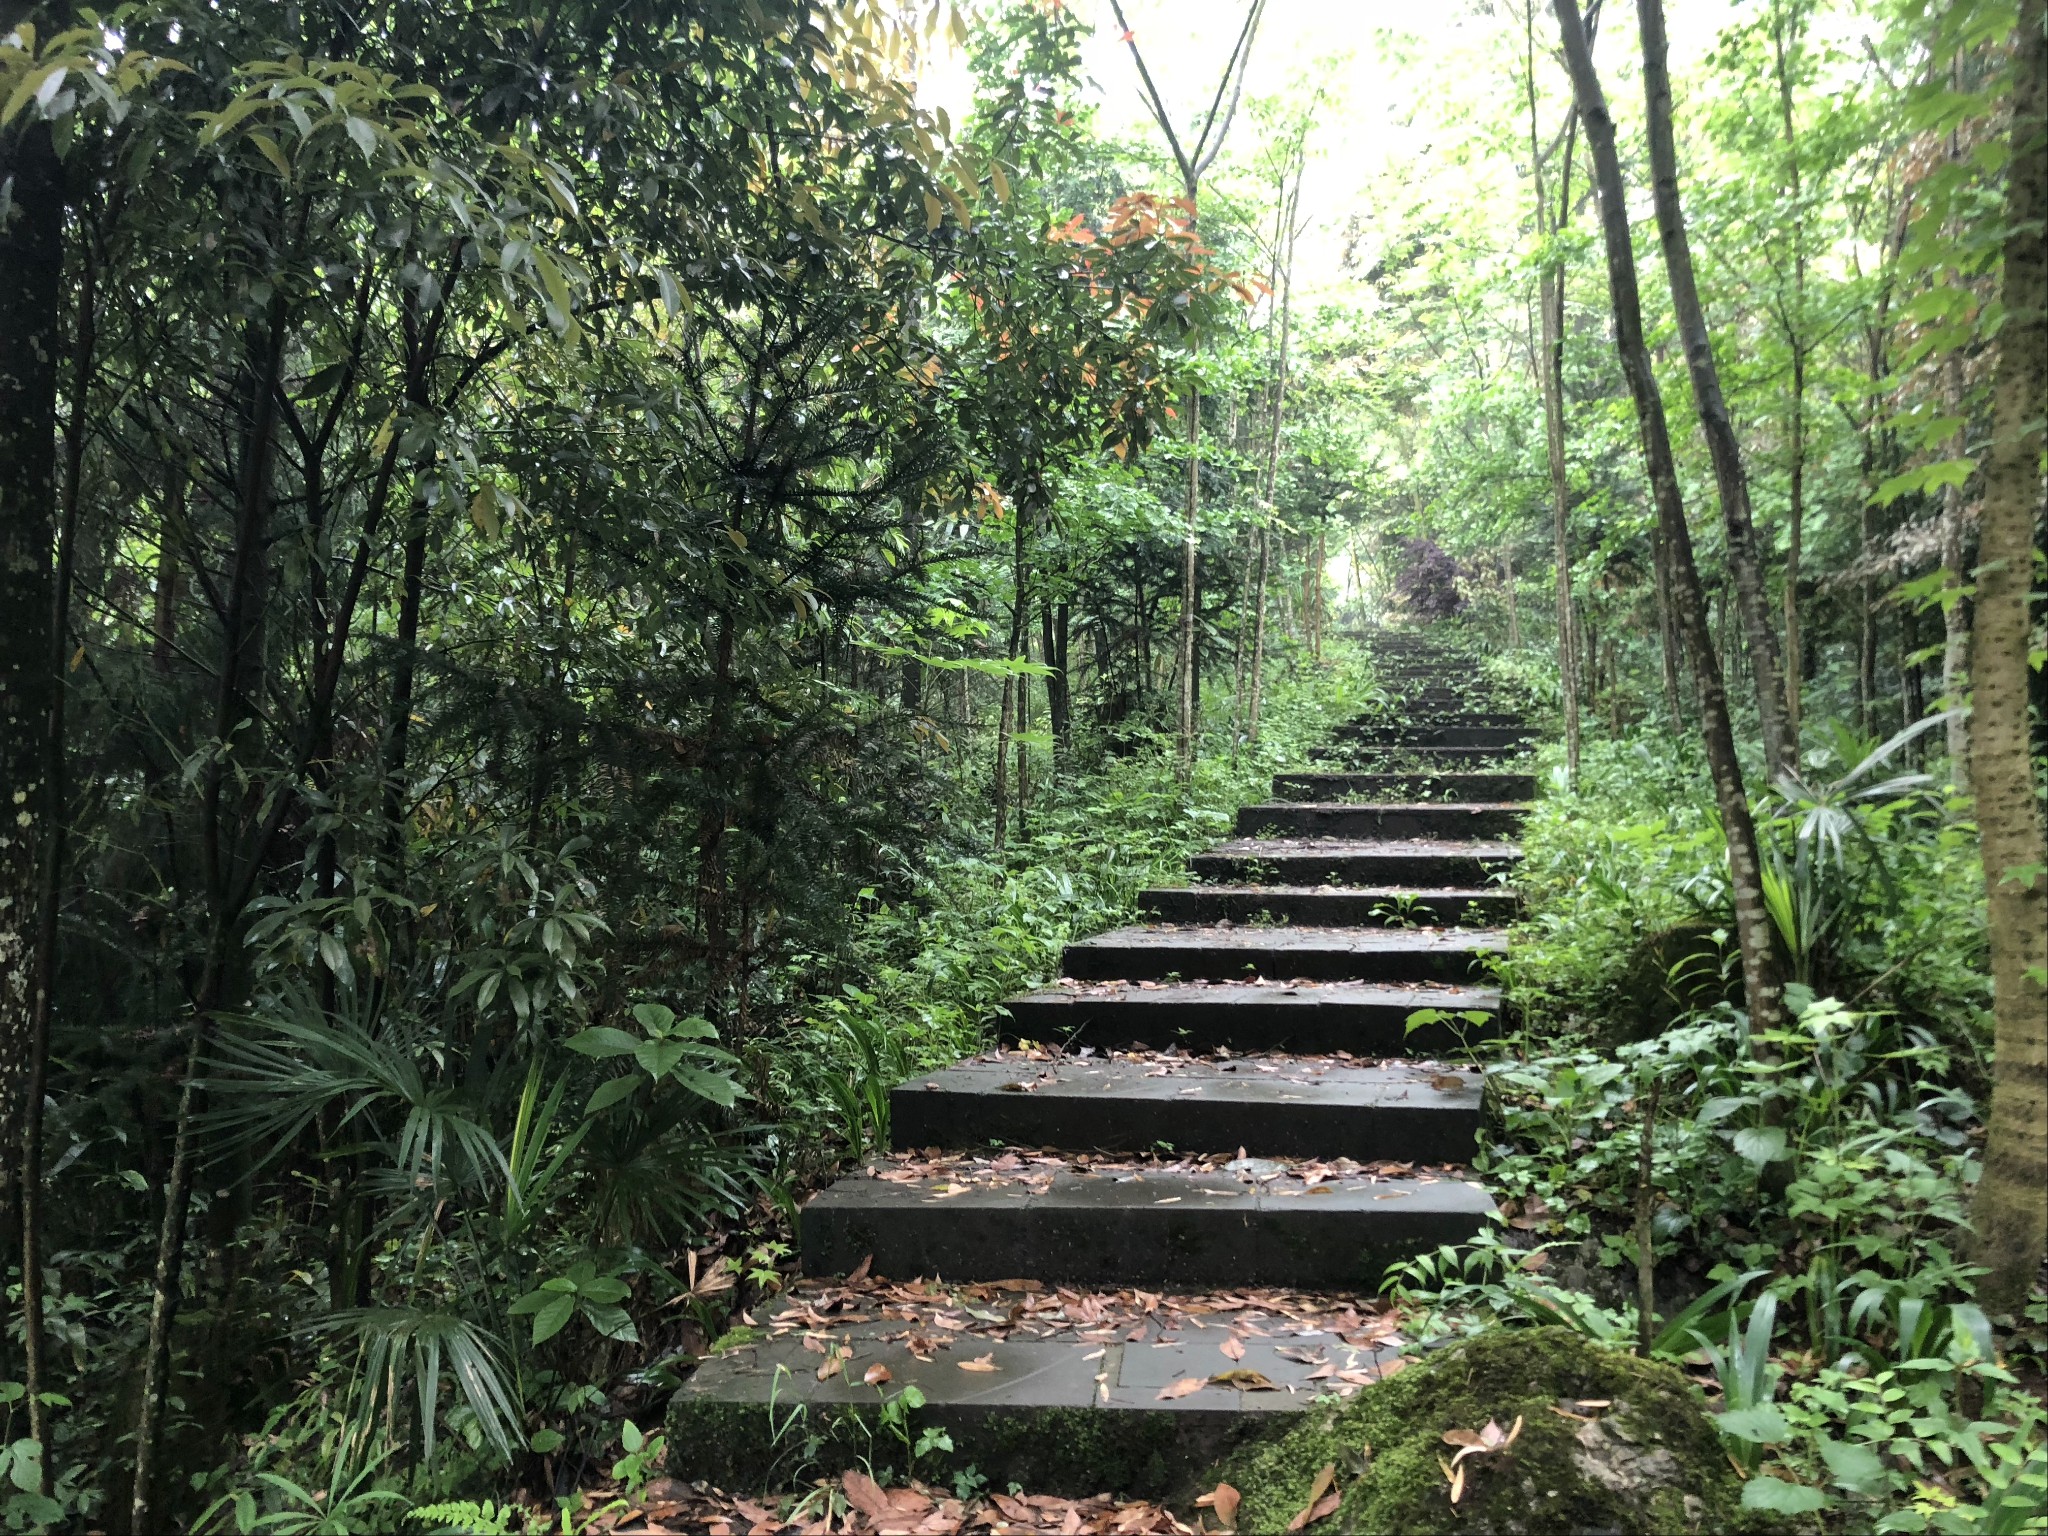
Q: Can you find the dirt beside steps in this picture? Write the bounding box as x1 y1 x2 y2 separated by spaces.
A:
669 633 1536 1500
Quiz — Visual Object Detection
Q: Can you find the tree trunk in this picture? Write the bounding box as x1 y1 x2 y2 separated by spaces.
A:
21 215 95 1481
1967 0 2047 1313
1636 0 1796 777
1526 4 1584 786
0 108 62 1181
1941 350 1973 790
1178 387 1200 776
1248 528 1270 741
1773 13 1809 748
1556 0 1788 1037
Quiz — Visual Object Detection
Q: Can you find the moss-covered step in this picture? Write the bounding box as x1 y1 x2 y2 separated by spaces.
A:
1215 1327 1760 1535
1232 802 1529 840
1137 884 1517 927
667 1324 1400 1499
799 1165 1494 1287
1060 924 1505 985
1187 839 1521 887
1269 771 1538 803
889 1056 1483 1161
998 980 1501 1055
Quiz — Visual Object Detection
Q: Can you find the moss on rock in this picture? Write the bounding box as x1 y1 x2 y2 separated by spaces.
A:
1216 1327 1767 1535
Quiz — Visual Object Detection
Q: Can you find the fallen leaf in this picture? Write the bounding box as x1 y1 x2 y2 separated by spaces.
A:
1208 1369 1279 1390
846 1253 873 1285
815 1353 843 1381
1220 1335 1246 1361
842 1470 893 1522
863 1362 892 1386
958 1352 999 1373
1429 1073 1467 1091
1195 1482 1242 1531
1285 1464 1338 1531
1518 1249 1550 1271
1157 1377 1207 1399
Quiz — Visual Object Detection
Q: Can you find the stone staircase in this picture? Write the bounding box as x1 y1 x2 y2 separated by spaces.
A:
668 631 1538 1495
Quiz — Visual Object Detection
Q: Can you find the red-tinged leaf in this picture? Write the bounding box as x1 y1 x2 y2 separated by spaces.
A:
1157 1377 1207 1399
863 1362 892 1386
991 1491 1035 1520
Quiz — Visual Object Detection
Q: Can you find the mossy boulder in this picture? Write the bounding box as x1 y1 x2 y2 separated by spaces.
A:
1214 1327 1762 1535
1604 917 1741 1044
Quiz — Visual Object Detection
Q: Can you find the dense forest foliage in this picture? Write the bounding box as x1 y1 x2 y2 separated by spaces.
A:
0 0 2041 1530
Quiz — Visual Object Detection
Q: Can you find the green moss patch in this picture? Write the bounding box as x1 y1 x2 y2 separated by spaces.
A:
1216 1327 1768 1535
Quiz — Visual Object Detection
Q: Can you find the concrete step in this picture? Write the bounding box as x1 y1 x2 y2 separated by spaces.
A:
1315 743 1530 769
1060 924 1504 984
1000 980 1501 1054
800 1159 1495 1289
669 1286 1408 1497
1271 770 1538 802
1335 723 1536 750
1348 709 1528 729
1138 883 1516 927
892 1055 1484 1162
1234 801 1528 840
1187 837 1521 887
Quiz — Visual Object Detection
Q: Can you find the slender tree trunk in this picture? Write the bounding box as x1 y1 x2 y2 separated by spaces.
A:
1526 4 1584 785
1637 0 1796 776
21 216 95 1480
1653 520 1684 729
992 506 1028 854
1773 14 1809 748
1504 545 1519 649
1967 0 2047 1313
1941 351 1973 789
0 107 62 1183
1248 528 1270 741
1178 387 1200 776
1557 0 1787 1036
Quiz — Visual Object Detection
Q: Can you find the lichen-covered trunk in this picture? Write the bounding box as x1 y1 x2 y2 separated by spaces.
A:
1968 0 2047 1313
1556 0 1787 1037
1637 0 1796 778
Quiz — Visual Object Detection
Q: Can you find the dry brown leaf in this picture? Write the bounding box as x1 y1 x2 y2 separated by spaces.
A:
863 1362 893 1386
842 1469 894 1522
1517 1249 1550 1271
1195 1482 1241 1531
958 1352 1000 1372
1284 1465 1338 1531
1219 1335 1246 1361
846 1253 874 1285
1208 1368 1279 1391
1429 1073 1467 1091
1157 1377 1207 1399
815 1353 843 1381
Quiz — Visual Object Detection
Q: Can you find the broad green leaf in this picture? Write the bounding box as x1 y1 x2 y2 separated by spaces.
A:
1741 1477 1829 1515
583 1075 641 1116
1716 1405 1791 1444
1819 1437 1888 1494
529 1292 575 1344
1732 1126 1789 1167
635 1038 688 1080
565 1027 640 1059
